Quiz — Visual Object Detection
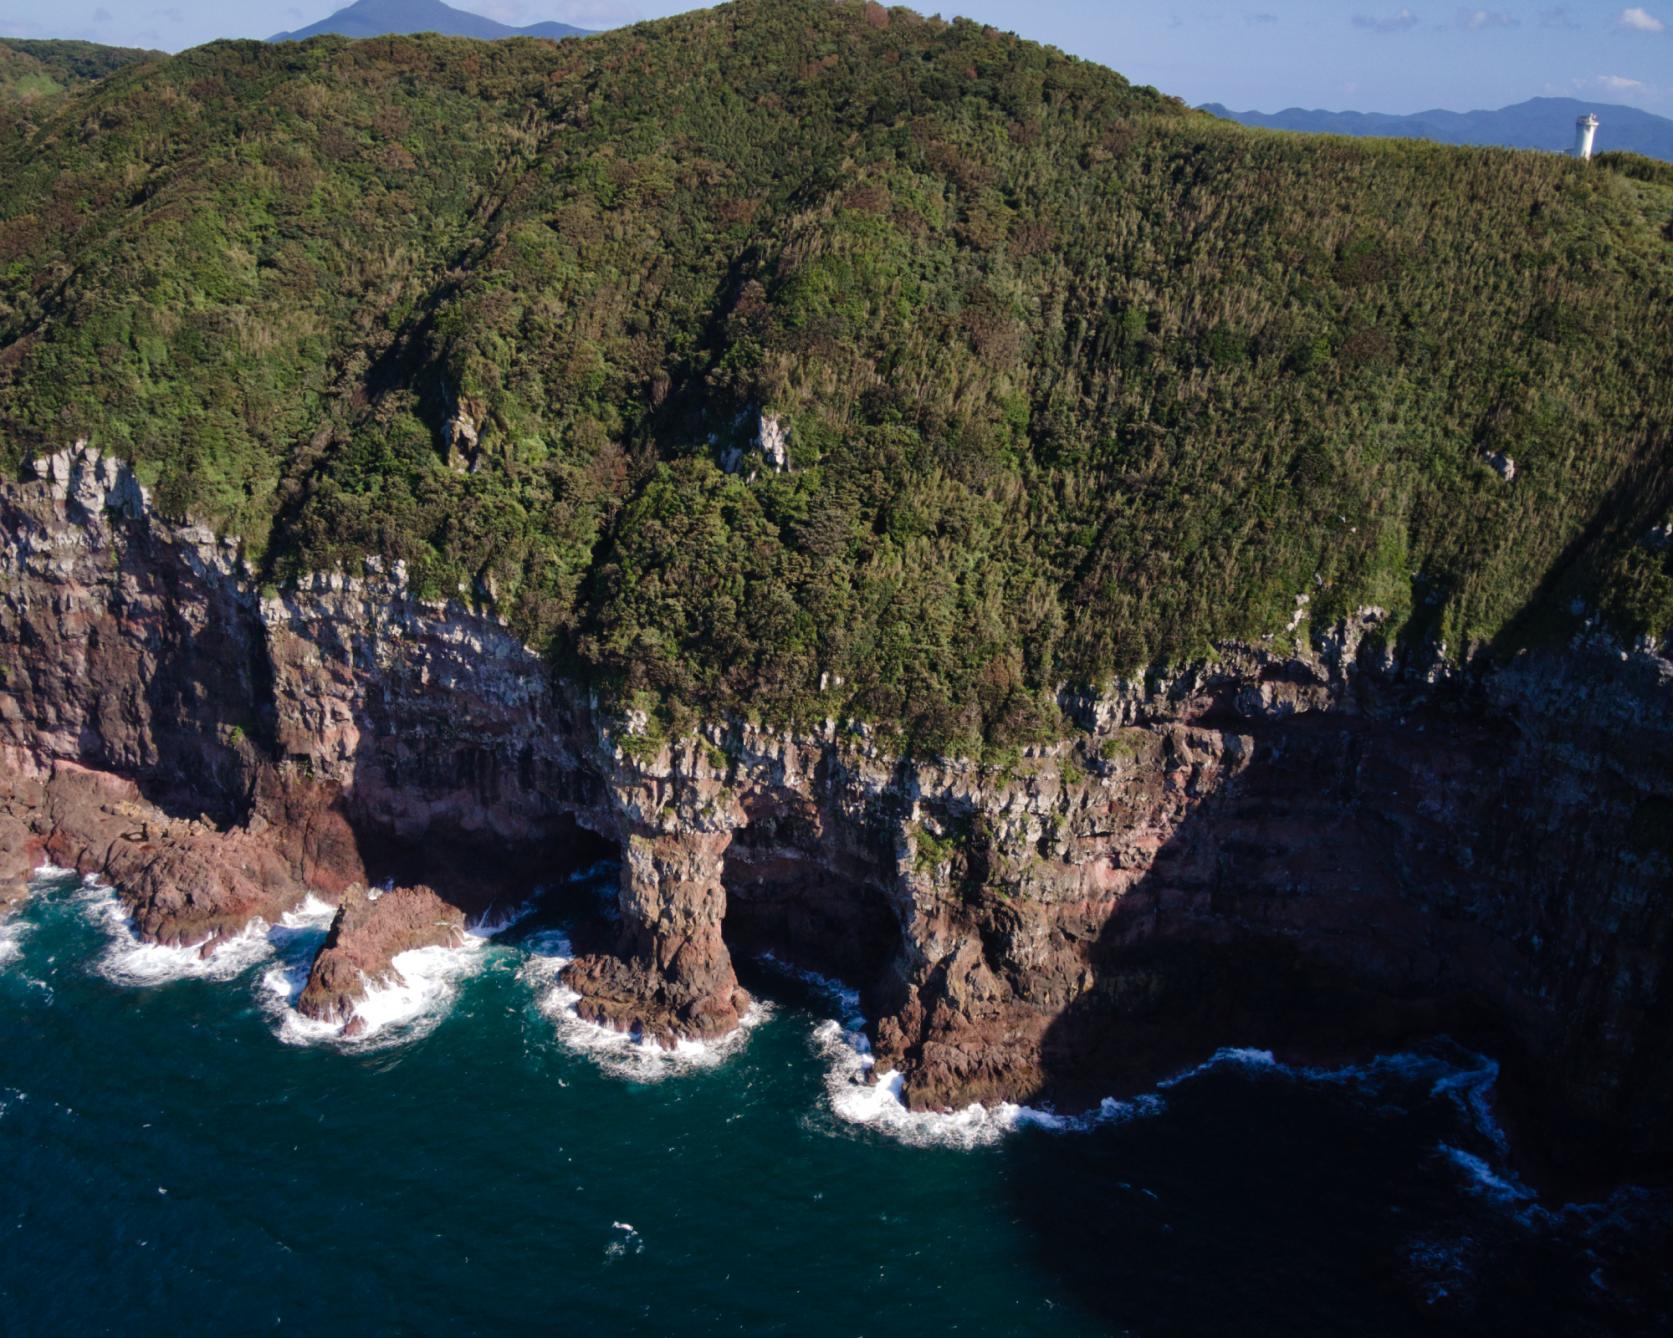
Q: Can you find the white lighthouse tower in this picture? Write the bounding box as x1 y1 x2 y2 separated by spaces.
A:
1573 113 1599 161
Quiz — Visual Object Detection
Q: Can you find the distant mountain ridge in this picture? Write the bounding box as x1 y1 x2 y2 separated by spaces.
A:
1202 96 1673 164
270 0 591 42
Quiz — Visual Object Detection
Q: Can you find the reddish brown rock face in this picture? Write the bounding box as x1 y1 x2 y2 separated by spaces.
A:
297 884 468 1030
3 447 1671 1192
564 829 751 1044
0 792 41 920
2 764 324 947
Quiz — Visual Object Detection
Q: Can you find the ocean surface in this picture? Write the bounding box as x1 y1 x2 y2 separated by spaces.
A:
2 867 1668 1337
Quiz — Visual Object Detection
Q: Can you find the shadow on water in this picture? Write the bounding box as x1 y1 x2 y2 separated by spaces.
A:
1001 1059 1673 1337
1000 697 1673 1335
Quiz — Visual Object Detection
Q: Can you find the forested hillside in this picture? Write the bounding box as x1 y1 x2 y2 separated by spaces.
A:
1 0 1669 750
0 39 161 100
0 39 164 137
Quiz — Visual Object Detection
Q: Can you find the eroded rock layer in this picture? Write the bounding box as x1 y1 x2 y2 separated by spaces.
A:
2 446 1669 1189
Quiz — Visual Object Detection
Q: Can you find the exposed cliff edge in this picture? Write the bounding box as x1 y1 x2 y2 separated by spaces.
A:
3 445 1670 1191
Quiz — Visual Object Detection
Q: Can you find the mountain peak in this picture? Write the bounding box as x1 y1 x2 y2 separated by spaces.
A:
269 0 592 43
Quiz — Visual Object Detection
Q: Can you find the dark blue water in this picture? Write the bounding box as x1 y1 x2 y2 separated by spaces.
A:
1 871 1667 1336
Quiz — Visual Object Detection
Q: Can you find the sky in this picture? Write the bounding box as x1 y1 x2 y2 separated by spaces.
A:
0 1 1667 114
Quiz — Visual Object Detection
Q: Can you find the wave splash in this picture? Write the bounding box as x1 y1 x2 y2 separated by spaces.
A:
743 954 1161 1150
76 876 279 986
261 899 528 1051
58 865 539 1054
785 958 1520 1160
811 1017 1165 1150
0 918 24 968
519 928 771 1081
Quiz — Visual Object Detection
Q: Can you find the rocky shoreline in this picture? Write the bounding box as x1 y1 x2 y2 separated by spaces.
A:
3 444 1670 1191
296 884 470 1034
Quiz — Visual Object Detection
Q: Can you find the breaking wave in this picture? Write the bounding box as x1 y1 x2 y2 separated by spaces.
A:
518 928 771 1081
756 954 1163 1150
77 876 279 986
31 862 1543 1190
261 899 529 1051
810 1017 1164 1150
792 973 1516 1158
0 919 24 968
1440 1143 1535 1206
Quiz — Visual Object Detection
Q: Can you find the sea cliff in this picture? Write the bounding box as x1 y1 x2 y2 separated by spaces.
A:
3 444 1669 1190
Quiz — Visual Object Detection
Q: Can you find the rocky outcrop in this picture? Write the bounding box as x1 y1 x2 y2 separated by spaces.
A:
559 730 754 1040
1 763 323 947
564 827 751 1043
756 413 790 472
297 884 468 1033
2 444 1670 1190
0 782 38 921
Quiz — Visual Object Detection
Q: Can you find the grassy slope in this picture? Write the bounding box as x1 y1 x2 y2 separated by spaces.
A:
0 0 1668 749
0 44 63 102
0 39 166 141
0 39 163 106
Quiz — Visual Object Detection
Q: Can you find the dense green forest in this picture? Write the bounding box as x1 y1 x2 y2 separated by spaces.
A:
0 0 1669 750
0 39 162 110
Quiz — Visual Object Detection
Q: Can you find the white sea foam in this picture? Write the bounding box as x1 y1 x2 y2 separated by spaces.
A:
519 928 770 1080
604 1221 644 1260
1439 1143 1534 1205
0 918 24 969
279 893 339 931
263 910 513 1051
1 867 84 972
811 1018 1163 1150
1157 1046 1280 1087
467 898 538 938
1430 1056 1507 1151
256 896 339 1025
775 951 1164 1150
1143 1042 1536 1211
771 954 1157 1149
77 878 278 986
1160 1043 1510 1147
756 951 865 1026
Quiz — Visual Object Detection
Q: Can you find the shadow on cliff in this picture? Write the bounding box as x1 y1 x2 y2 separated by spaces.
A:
720 774 910 1021
998 700 1673 1335
99 516 274 828
110 500 621 927
340 708 619 922
1023 706 1521 1116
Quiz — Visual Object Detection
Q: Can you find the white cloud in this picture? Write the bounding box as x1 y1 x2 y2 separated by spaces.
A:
1564 73 1664 105
1353 8 1421 32
1458 8 1518 29
1618 7 1666 31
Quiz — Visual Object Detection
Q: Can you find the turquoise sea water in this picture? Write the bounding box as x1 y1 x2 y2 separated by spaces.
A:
1 869 1667 1337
